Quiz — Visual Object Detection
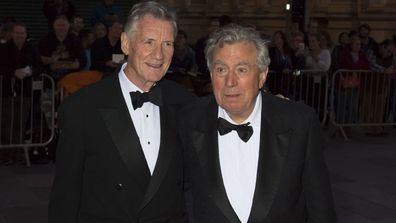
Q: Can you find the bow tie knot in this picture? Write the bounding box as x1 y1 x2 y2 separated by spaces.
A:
130 85 163 110
217 117 253 142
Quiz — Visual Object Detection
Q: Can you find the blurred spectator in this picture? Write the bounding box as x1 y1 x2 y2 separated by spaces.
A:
269 30 293 74
38 15 85 81
90 0 124 27
169 29 197 73
358 23 378 53
42 0 75 29
364 39 395 135
92 22 107 40
331 31 350 72
319 31 333 51
194 17 219 76
304 19 319 45
90 20 123 76
339 35 370 70
79 29 95 70
70 15 85 37
0 20 15 44
335 35 370 125
0 22 40 164
289 31 306 70
305 33 331 71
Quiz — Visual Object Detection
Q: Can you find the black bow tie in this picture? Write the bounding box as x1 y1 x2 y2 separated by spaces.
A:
130 85 163 110
217 117 253 142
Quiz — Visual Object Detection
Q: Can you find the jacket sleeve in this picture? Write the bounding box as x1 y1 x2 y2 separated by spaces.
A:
303 109 337 223
48 98 85 223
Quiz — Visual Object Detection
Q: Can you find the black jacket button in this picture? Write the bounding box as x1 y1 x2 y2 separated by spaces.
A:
115 183 123 190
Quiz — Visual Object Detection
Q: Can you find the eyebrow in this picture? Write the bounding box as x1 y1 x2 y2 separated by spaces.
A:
213 60 251 67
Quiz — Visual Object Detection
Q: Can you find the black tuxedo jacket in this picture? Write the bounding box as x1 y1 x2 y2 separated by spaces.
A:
179 91 337 223
49 74 195 223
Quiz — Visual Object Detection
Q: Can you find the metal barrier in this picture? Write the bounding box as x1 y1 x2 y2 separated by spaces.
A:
0 74 55 166
330 70 396 139
266 70 329 125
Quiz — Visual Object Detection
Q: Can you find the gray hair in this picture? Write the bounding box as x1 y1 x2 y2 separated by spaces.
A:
205 24 271 73
124 1 177 38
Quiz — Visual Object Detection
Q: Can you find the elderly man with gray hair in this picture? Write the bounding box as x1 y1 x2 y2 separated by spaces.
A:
179 24 336 223
49 1 195 222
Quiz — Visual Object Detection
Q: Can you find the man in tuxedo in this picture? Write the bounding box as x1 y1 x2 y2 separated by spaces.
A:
179 24 337 223
49 1 195 222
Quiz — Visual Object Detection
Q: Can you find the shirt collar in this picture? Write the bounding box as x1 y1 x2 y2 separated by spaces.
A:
119 62 144 93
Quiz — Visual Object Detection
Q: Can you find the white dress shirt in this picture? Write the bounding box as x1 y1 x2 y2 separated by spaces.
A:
119 63 161 175
218 93 262 223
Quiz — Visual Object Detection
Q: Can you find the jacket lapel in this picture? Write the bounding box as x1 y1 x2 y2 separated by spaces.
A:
193 97 241 223
248 92 293 222
99 75 151 193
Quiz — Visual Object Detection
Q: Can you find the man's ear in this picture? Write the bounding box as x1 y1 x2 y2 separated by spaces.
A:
258 67 268 89
120 32 130 55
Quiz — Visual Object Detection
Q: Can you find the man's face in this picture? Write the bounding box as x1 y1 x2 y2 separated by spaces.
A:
53 18 70 37
109 22 123 39
359 27 369 38
121 15 174 91
211 41 267 123
12 25 27 46
208 20 220 34
308 21 319 34
73 17 84 32
292 35 304 49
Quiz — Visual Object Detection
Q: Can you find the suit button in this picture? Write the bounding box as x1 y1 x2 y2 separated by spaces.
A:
115 183 123 190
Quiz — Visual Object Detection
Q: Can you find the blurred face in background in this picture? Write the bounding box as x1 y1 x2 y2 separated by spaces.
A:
109 21 123 39
273 32 284 49
339 32 349 45
72 16 84 33
53 17 70 39
292 34 304 50
93 23 107 39
308 35 321 51
350 36 361 53
12 25 27 47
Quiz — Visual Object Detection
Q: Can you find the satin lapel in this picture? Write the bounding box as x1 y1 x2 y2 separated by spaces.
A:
99 76 151 193
248 93 293 222
138 105 177 211
193 98 241 223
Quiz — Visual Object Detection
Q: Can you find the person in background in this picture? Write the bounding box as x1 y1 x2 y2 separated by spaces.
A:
306 33 331 71
358 23 378 54
42 0 75 29
195 17 220 76
49 2 195 222
335 34 370 129
180 24 336 223
92 22 107 40
0 22 41 164
289 31 306 70
331 31 350 72
70 15 85 37
90 20 124 76
363 39 395 136
38 15 85 81
169 29 197 74
78 29 95 70
90 0 124 28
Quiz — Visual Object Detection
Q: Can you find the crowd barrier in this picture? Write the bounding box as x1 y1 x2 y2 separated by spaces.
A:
0 74 55 166
266 70 329 125
330 70 396 139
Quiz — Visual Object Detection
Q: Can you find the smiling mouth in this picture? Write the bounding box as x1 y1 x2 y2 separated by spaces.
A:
147 63 163 69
